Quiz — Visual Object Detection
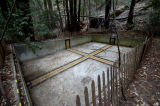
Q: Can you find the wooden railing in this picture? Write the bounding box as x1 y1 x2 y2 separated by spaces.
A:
75 37 153 106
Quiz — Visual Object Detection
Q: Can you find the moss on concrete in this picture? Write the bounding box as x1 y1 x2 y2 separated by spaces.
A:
118 38 144 47
92 36 110 43
91 35 144 47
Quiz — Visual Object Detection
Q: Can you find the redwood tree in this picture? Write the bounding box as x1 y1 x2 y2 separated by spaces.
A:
56 0 64 32
127 0 136 25
104 0 111 28
78 0 81 24
65 0 81 32
65 0 71 30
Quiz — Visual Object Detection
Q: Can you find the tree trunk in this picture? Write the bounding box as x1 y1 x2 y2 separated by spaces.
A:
47 0 56 30
104 0 111 28
47 0 53 10
63 0 66 25
73 0 77 31
56 0 64 32
0 0 17 42
127 0 136 24
83 0 86 20
44 0 48 9
78 0 81 24
65 0 70 30
0 0 9 18
35 0 43 10
95 0 98 10
88 0 91 16
69 0 74 31
66 0 80 32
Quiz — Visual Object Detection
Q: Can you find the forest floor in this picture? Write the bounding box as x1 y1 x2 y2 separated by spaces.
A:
122 36 160 106
0 45 17 106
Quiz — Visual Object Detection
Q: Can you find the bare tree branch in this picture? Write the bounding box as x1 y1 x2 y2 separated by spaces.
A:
0 0 17 42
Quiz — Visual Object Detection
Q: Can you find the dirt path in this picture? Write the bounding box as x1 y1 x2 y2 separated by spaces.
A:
122 37 160 106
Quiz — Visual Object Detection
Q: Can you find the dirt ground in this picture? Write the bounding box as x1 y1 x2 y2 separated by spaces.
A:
0 45 17 106
121 37 160 106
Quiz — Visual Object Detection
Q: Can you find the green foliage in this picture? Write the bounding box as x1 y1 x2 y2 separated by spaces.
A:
0 0 60 53
149 0 160 35
124 0 131 8
92 36 144 47
0 1 33 41
25 37 42 55
32 9 59 37
6 13 31 40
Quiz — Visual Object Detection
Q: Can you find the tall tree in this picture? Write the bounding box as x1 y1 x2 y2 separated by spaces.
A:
44 0 48 10
65 0 70 30
73 0 77 30
36 0 43 10
95 0 98 11
88 0 91 16
0 0 9 18
69 0 74 31
78 0 81 24
83 0 86 20
46 0 56 30
127 0 136 25
16 0 34 40
65 0 81 31
56 0 64 32
47 0 53 10
104 0 111 28
63 0 66 24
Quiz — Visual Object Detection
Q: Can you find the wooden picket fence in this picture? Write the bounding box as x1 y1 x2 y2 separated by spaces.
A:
75 36 153 106
76 52 135 106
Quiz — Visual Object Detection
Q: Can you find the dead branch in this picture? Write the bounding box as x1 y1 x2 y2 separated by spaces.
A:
0 0 17 42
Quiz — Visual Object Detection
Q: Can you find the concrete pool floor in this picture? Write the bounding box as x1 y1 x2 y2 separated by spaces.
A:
22 42 133 106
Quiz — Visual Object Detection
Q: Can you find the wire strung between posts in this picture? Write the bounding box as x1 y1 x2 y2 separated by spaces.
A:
110 0 121 68
111 0 127 102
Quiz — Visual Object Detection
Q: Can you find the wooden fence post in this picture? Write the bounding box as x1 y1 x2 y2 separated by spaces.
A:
76 95 81 106
127 53 129 84
91 80 96 106
134 47 137 72
110 66 113 104
103 71 107 106
98 75 102 106
112 67 115 105
118 64 121 98
84 87 89 106
115 68 118 105
123 54 126 90
107 68 110 105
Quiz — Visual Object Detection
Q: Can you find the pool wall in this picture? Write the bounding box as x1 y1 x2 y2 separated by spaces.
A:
14 35 144 62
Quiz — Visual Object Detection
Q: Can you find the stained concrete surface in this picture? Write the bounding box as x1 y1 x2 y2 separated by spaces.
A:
14 36 91 61
22 50 81 81
22 42 133 106
72 42 106 53
96 46 133 62
30 59 110 106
